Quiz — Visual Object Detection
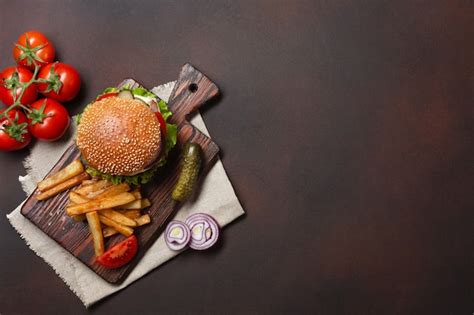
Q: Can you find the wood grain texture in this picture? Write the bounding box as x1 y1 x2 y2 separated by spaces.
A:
20 63 219 284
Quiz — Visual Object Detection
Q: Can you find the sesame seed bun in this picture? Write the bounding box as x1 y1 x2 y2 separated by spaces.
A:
76 96 162 176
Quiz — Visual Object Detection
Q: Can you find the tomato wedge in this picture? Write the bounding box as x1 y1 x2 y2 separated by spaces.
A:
96 235 138 269
96 92 118 101
155 111 167 138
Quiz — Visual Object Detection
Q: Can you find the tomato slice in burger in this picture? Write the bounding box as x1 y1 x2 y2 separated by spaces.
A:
155 111 167 138
96 92 118 101
96 235 138 269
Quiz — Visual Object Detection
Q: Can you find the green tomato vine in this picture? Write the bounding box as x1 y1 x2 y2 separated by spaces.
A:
0 61 58 142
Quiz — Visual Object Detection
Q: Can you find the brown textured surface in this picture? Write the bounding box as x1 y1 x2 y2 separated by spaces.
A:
20 64 219 284
0 1 473 314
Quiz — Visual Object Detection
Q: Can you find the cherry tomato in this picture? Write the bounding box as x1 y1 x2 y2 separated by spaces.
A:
38 62 81 102
96 235 138 269
28 98 70 141
155 111 167 138
0 66 38 106
96 92 118 101
0 109 31 151
13 31 55 70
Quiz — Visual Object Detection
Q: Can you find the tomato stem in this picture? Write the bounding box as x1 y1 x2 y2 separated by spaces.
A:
9 62 39 107
4 113 14 126
19 104 32 113
1 62 40 137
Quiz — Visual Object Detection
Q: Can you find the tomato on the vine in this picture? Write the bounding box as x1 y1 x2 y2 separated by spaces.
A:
96 235 138 269
0 109 31 151
28 98 70 141
0 66 38 106
13 31 55 70
37 62 81 102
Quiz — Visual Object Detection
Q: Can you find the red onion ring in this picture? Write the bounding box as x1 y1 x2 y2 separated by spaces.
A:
185 213 220 250
164 220 191 251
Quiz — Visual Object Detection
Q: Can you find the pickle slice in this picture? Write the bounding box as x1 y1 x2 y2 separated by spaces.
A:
117 90 134 100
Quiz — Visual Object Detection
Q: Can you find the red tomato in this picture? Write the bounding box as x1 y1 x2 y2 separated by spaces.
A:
155 111 167 138
38 62 81 102
28 98 70 141
13 31 55 70
96 235 138 269
96 92 118 101
0 109 31 151
0 66 38 106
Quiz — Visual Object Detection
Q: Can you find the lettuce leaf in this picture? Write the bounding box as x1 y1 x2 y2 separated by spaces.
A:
80 85 178 185
164 123 177 154
75 113 82 125
86 161 161 186
131 87 155 98
102 87 119 94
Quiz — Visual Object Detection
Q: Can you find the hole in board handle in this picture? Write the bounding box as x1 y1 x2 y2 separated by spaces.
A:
189 83 198 93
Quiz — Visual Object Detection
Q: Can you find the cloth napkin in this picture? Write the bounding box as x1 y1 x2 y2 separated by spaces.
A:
6 81 245 307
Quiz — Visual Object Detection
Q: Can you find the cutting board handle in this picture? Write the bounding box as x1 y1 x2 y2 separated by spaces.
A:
168 64 219 123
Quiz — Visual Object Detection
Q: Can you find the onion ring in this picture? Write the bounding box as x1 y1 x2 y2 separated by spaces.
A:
164 220 191 251
185 213 220 250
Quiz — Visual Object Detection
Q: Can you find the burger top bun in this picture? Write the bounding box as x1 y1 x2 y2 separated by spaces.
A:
76 96 162 176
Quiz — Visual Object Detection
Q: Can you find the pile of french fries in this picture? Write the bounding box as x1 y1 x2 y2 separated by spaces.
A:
36 159 152 257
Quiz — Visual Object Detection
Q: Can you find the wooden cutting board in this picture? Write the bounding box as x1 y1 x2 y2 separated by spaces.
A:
20 63 220 284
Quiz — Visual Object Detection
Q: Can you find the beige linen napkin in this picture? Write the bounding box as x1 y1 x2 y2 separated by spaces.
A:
6 81 245 307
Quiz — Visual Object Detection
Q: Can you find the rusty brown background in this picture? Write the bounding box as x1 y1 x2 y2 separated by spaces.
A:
0 1 472 314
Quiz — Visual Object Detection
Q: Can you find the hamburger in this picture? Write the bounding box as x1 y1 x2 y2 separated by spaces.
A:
76 87 177 185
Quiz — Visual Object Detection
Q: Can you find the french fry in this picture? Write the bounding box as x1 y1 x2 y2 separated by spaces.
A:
119 209 141 219
72 182 129 201
102 226 118 238
86 211 104 256
66 192 136 216
118 198 150 210
135 214 151 226
118 199 142 209
141 198 151 209
68 192 89 221
103 212 148 237
37 159 84 192
101 209 137 227
131 191 142 200
74 180 112 197
36 172 90 201
69 191 89 204
81 179 98 186
98 215 134 237
90 183 130 199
